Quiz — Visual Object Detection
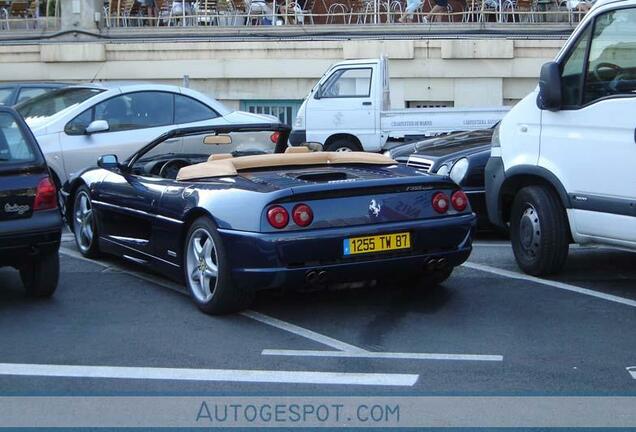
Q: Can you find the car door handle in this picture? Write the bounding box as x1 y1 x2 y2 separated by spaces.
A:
362 102 372 106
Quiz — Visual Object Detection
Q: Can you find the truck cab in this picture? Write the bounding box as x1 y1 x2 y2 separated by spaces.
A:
291 58 389 152
486 0 636 275
291 57 508 152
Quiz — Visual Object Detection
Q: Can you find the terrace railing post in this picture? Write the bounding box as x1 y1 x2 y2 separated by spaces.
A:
60 0 102 31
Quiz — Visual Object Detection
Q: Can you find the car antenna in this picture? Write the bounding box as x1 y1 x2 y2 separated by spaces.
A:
89 62 106 83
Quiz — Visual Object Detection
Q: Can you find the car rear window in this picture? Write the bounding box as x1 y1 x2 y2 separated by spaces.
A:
17 87 103 128
0 112 36 164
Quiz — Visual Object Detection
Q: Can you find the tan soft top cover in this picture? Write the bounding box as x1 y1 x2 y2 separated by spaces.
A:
177 148 396 181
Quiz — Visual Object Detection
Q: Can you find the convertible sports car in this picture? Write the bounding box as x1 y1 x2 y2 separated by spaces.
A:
66 124 476 314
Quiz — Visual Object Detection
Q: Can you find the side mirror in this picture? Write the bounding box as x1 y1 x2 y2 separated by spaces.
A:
86 120 110 134
537 61 562 111
97 154 119 170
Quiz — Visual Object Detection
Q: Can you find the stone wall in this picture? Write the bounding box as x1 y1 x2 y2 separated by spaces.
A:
0 38 566 109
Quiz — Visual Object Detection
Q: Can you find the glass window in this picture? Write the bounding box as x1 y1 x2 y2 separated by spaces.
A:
94 92 174 132
561 25 592 106
0 113 35 163
65 109 93 136
583 8 636 104
175 94 218 124
17 87 103 128
0 88 15 106
321 68 373 98
17 87 52 104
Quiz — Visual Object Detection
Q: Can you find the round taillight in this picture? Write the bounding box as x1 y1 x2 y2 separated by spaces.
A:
432 192 450 214
267 205 289 229
451 190 468 212
292 203 313 227
270 131 280 143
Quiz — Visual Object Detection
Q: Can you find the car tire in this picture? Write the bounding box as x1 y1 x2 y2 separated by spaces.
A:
20 251 59 298
325 139 359 152
72 185 100 258
510 185 569 276
184 216 254 315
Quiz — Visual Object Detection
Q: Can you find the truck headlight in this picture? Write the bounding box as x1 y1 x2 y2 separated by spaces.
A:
435 164 450 176
449 158 469 185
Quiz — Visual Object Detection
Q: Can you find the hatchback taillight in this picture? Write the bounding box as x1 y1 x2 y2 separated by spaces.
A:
451 190 468 212
292 203 313 227
270 132 280 143
432 192 449 214
267 205 289 229
33 177 57 211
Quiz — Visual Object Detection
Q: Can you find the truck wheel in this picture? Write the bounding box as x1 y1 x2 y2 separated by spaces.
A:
510 186 569 276
184 216 254 315
20 251 59 298
325 139 359 152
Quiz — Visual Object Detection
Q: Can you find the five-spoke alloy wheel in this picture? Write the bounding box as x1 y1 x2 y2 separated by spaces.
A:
184 217 254 314
73 185 100 258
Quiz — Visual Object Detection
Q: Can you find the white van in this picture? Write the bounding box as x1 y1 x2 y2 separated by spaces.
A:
290 57 509 152
485 0 636 276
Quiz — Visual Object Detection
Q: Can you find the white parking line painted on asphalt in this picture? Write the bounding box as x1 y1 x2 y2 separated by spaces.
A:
0 363 418 386
628 367 636 380
241 310 367 353
261 349 503 362
463 261 636 308
59 247 186 294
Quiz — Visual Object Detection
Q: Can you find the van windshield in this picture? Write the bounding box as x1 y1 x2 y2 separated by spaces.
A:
16 87 103 129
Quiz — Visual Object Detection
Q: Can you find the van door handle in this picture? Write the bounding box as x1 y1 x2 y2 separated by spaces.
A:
362 102 372 106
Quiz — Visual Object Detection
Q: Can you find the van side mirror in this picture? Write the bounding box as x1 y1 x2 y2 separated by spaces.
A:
97 154 119 170
86 120 110 134
537 61 562 111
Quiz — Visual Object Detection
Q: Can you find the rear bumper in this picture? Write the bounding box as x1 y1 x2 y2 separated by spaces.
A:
218 213 475 290
288 129 307 147
0 209 62 266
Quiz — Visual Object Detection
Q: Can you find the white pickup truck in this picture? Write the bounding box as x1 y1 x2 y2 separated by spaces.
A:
289 57 510 152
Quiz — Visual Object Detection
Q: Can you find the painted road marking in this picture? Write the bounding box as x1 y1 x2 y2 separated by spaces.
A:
0 363 418 386
463 261 636 308
261 349 503 361
241 310 367 353
628 366 636 380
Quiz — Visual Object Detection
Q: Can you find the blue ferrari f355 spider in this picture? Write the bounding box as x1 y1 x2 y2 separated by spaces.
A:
66 124 476 314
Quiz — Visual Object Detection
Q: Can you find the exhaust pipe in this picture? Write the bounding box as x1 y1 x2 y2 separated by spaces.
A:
425 258 448 271
306 271 318 285
317 271 328 285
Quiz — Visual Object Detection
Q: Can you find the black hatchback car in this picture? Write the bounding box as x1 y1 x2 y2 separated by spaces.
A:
0 107 62 297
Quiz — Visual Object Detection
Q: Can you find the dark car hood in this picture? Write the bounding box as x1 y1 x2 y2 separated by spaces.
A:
391 129 495 160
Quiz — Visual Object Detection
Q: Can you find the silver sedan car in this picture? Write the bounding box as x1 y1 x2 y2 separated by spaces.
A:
16 82 279 189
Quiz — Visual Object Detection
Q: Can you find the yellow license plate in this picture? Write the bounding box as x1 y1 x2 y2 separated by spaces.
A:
343 232 411 256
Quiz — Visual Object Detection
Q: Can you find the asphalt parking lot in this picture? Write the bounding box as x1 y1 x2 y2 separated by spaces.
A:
1 233 635 394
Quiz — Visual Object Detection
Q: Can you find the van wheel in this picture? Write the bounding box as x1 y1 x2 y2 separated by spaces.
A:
20 251 59 298
184 217 254 315
510 186 569 276
325 139 359 152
